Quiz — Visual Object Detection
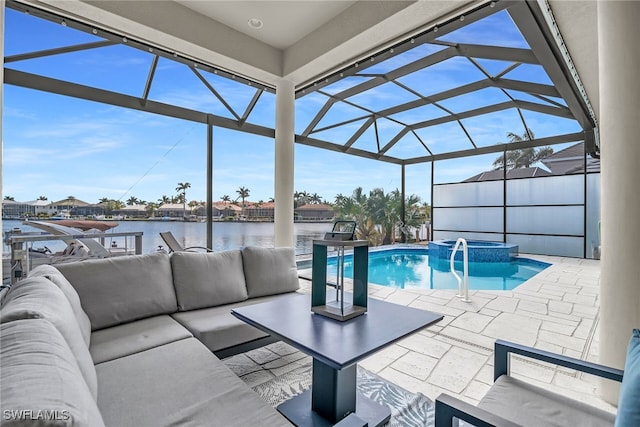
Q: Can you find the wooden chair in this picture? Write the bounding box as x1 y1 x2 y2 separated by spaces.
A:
159 231 213 253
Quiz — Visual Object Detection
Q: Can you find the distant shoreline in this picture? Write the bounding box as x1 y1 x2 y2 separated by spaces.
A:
2 216 335 224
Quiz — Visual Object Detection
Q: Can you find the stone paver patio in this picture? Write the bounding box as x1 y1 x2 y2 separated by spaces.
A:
223 254 617 418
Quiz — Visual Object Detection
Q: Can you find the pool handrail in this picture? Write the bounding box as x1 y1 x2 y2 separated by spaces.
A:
450 238 471 302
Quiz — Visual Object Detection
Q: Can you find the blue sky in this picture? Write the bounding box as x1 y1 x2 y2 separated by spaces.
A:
2 7 581 206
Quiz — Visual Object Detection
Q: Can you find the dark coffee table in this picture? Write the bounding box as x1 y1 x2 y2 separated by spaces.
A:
232 293 442 426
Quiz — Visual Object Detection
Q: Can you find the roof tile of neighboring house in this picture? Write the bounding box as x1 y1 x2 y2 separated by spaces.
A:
463 142 601 182
296 203 333 210
157 203 186 210
463 167 551 182
51 197 90 206
542 142 585 161
212 202 242 211
541 142 600 174
247 202 275 209
119 204 147 211
27 200 52 206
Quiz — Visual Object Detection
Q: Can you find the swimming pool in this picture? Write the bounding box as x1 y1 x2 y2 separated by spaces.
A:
325 247 550 291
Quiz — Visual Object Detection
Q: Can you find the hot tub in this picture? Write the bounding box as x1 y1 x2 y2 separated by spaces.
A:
428 240 518 263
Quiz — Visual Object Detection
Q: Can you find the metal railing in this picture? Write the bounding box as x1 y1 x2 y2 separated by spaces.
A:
4 230 143 284
450 238 471 302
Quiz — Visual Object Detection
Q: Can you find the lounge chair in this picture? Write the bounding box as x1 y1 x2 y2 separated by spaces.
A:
159 231 213 253
434 335 637 426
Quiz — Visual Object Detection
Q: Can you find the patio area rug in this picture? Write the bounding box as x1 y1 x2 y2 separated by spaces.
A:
252 363 435 427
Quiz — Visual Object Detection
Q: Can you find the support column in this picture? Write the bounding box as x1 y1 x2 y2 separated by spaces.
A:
598 0 640 403
206 120 213 250
274 79 295 247
1 1 5 205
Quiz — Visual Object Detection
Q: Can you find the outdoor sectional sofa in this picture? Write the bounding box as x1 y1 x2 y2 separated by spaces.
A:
0 247 301 426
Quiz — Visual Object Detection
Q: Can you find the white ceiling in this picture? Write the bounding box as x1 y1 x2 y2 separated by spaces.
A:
175 0 357 50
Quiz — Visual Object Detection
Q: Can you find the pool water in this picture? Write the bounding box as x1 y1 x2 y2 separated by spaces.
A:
326 248 550 291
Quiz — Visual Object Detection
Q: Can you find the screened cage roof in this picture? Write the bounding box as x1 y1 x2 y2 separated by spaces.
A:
294 1 596 165
4 0 597 166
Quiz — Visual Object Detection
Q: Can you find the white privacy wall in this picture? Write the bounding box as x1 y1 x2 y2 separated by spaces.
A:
432 174 600 258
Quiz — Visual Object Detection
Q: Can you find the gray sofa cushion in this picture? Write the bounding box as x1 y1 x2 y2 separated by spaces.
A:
171 250 248 311
95 337 291 427
0 276 98 399
479 375 615 426
55 252 177 330
171 298 271 353
241 246 299 298
90 315 193 364
0 319 105 427
29 264 92 346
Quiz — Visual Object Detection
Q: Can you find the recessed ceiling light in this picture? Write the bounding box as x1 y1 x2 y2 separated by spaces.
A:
248 18 263 29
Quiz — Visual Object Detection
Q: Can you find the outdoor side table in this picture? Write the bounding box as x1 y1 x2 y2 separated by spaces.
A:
231 293 443 427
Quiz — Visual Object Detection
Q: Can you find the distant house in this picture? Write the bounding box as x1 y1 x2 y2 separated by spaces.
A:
541 142 600 174
462 142 598 182
116 204 148 218
156 203 188 218
1 200 34 218
31 200 56 217
216 202 242 218
463 167 552 182
70 204 105 217
50 197 90 212
245 201 275 220
198 202 242 219
295 203 334 221
2 198 99 219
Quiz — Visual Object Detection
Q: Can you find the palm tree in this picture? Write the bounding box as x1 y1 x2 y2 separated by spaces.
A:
220 195 231 203
402 193 423 242
333 187 369 241
333 187 423 245
493 130 554 170
310 193 322 204
236 186 250 215
145 202 158 218
38 196 48 201
3 196 15 201
176 182 191 217
357 218 382 246
368 188 408 245
419 202 432 222
98 198 117 214
126 196 139 206
158 195 171 205
294 190 310 208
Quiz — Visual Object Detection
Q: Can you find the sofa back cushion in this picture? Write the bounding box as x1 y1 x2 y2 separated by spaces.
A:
0 319 105 427
171 250 248 311
55 252 177 331
0 277 98 399
29 264 92 346
241 247 299 298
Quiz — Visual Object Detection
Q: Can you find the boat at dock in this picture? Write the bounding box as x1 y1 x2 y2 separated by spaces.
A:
3 219 143 284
